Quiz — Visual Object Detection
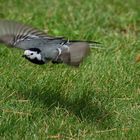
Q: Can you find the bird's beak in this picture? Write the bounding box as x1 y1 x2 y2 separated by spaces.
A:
22 54 25 57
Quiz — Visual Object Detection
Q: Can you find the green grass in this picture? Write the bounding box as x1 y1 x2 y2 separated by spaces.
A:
0 0 140 139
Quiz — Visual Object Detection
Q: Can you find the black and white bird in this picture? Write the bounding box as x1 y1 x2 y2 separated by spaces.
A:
0 20 100 67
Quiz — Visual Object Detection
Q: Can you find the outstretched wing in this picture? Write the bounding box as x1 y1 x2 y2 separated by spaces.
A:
0 20 63 50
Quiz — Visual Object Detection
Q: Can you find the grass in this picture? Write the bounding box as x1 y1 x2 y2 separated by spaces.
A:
0 0 140 139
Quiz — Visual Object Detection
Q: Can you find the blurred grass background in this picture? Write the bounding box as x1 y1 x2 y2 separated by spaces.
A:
0 0 140 139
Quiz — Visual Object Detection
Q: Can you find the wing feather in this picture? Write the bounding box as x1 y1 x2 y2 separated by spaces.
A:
0 20 63 49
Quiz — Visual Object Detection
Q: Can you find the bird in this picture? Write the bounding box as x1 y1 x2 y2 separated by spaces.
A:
0 20 100 67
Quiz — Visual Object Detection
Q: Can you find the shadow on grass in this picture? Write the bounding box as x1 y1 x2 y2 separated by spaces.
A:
20 86 114 129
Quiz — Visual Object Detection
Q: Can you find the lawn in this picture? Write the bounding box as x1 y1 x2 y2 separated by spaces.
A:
0 0 140 139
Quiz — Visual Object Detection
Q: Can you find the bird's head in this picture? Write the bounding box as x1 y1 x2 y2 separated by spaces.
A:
22 48 45 65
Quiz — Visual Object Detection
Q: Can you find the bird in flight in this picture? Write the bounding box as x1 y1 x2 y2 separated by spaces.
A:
0 20 100 67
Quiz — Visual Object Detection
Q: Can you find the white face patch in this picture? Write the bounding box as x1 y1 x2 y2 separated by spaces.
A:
24 50 42 60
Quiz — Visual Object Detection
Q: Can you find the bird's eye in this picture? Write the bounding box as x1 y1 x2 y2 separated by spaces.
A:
31 53 33 55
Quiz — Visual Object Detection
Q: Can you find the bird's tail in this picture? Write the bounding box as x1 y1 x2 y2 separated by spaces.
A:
60 40 101 67
68 40 101 48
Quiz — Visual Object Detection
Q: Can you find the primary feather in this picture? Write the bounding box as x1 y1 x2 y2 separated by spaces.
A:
0 20 63 49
